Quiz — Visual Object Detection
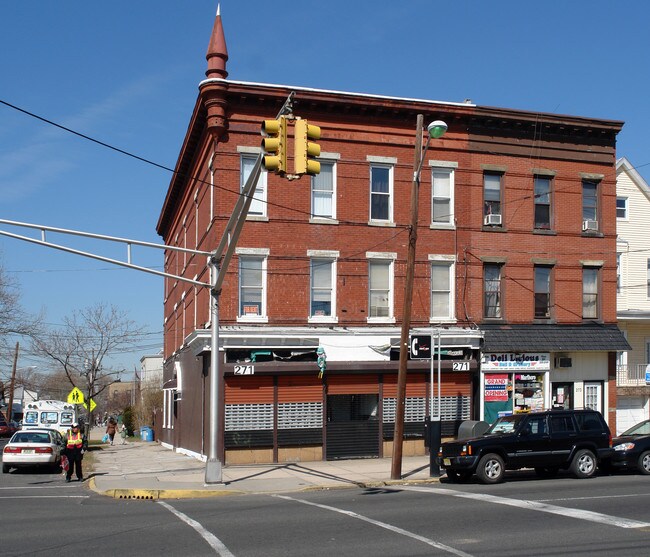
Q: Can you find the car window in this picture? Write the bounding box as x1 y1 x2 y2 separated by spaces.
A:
621 421 650 436
575 413 603 432
24 411 38 424
551 416 576 433
487 415 524 434
524 416 547 436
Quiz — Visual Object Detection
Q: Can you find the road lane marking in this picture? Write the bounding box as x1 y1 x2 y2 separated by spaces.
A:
274 494 474 557
158 500 235 557
400 486 650 529
0 485 76 490
536 493 649 502
0 495 89 499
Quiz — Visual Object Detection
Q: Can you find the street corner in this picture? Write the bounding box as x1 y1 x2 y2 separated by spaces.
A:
86 477 244 500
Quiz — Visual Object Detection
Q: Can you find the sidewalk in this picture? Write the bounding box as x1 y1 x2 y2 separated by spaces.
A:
86 428 440 500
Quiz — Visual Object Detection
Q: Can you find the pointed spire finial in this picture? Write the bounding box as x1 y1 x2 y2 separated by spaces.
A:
206 2 228 79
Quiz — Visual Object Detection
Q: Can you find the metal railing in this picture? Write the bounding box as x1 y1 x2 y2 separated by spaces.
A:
616 364 649 387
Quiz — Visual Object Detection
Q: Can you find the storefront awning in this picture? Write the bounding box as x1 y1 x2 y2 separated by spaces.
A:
481 324 631 352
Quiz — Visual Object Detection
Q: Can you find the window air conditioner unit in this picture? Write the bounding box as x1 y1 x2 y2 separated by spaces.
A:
555 357 572 368
582 219 598 231
484 214 502 226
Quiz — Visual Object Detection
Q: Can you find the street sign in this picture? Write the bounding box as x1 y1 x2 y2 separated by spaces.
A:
410 335 432 359
82 398 97 412
67 387 85 405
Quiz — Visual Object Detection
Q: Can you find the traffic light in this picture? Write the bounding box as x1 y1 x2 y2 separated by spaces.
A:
294 119 321 176
260 116 287 174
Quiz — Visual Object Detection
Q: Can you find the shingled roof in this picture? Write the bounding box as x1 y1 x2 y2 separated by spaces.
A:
481 324 631 352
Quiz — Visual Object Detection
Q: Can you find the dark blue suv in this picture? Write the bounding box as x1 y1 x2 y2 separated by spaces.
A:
438 410 612 484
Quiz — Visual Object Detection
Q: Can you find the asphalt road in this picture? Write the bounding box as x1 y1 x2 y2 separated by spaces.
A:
1 455 650 557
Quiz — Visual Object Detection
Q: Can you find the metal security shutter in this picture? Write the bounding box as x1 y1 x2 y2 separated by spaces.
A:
382 374 426 439
277 376 323 446
326 375 380 460
224 376 274 448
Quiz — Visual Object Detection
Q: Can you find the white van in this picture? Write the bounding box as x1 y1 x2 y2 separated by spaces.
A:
22 400 78 436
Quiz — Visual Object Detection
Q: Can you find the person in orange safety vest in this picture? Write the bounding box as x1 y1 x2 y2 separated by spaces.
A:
65 422 84 482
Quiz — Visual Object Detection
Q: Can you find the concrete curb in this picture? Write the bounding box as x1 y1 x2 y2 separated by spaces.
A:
87 476 441 500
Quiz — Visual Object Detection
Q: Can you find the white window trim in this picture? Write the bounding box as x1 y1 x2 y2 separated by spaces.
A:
310 154 339 224
616 196 629 221
368 157 396 225
239 147 268 220
236 247 270 323
428 254 456 322
307 250 339 324
366 254 396 324
429 161 457 229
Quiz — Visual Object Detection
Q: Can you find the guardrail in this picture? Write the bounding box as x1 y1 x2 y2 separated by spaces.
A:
616 364 649 387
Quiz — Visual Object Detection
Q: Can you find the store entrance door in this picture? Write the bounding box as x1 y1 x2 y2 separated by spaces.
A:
551 382 573 409
325 394 379 460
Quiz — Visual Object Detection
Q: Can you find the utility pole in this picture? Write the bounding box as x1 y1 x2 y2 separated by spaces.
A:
6 342 19 423
391 115 424 480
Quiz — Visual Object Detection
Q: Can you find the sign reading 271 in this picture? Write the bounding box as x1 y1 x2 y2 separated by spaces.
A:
234 365 254 375
453 361 470 371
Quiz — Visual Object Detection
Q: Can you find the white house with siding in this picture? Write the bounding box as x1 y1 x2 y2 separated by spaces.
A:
616 157 650 433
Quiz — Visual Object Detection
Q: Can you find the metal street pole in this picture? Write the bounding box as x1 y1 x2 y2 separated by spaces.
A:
391 115 424 480
428 329 442 477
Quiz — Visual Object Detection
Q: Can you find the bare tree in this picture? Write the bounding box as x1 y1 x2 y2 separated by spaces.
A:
31 303 146 425
0 264 41 362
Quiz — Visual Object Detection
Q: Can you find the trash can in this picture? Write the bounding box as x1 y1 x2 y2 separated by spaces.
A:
141 426 154 442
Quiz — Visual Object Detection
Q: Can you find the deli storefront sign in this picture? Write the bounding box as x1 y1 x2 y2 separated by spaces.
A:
482 353 551 371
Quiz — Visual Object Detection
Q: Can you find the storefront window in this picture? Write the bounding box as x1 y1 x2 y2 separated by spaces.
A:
514 373 544 413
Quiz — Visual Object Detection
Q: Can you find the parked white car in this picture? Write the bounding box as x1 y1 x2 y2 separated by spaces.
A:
2 428 65 473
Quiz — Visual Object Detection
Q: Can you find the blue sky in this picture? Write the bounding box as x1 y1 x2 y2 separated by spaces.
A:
1 1 649 374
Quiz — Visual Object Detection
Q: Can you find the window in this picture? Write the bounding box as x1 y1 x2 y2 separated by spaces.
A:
484 263 502 318
484 173 502 221
582 267 599 319
616 197 628 219
311 161 335 219
534 176 551 229
239 255 266 319
310 258 335 319
582 180 598 226
431 167 454 225
430 261 454 320
370 165 393 222
369 259 392 319
534 266 551 319
241 154 267 217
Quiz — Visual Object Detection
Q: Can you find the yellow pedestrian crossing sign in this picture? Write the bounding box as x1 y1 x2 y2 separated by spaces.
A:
67 387 85 405
83 398 97 413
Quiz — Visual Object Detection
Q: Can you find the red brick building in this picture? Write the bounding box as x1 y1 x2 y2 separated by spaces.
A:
156 11 629 464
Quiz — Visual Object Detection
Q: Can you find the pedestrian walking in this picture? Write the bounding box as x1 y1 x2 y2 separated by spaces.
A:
106 417 117 445
119 423 128 445
65 422 84 482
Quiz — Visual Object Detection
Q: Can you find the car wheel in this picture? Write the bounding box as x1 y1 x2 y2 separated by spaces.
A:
535 466 560 478
2 464 10 474
637 451 650 475
570 449 596 478
476 453 504 484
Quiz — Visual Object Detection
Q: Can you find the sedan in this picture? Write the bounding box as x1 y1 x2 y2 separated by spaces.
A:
605 419 650 475
2 428 65 473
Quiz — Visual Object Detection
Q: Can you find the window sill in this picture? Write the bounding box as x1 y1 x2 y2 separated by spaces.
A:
236 316 269 324
246 215 269 222
481 226 507 232
430 318 457 324
481 317 505 323
367 317 396 324
368 220 396 227
309 217 339 225
581 231 604 238
429 223 455 230
532 229 557 236
308 316 339 324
